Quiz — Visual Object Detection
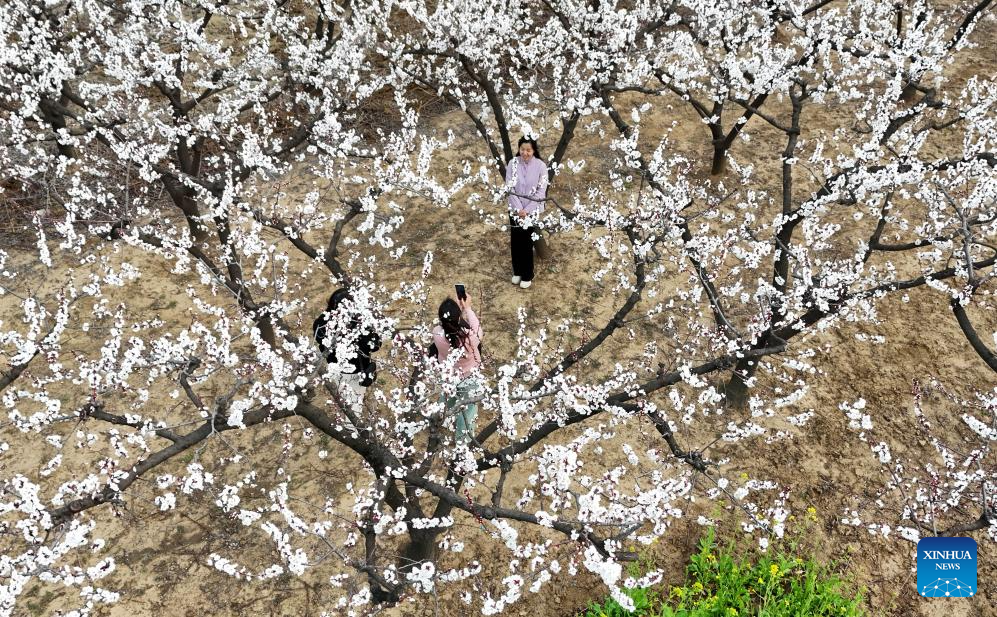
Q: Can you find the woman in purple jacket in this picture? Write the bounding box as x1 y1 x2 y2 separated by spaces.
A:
505 136 548 289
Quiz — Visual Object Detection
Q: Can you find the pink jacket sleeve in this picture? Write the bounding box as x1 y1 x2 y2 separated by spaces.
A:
463 307 482 340
464 307 482 364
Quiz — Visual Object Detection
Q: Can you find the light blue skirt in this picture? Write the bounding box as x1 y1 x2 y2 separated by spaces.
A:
444 377 480 442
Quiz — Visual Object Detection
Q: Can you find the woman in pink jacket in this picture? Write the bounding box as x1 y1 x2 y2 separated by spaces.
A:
505 136 548 289
432 296 483 442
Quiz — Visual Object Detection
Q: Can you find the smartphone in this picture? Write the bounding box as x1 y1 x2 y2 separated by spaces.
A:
455 283 467 300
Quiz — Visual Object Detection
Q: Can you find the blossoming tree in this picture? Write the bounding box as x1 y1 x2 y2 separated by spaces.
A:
0 0 994 614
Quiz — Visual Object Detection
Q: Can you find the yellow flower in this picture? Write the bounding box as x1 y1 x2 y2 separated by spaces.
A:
727 608 738 616
671 587 685 598
758 577 765 584
770 564 780 576
807 506 816 514
692 582 704 593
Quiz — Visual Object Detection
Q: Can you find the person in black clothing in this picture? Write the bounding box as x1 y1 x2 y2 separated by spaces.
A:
313 288 382 389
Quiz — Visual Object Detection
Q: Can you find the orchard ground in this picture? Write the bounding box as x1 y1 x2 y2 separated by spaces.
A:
3 6 997 617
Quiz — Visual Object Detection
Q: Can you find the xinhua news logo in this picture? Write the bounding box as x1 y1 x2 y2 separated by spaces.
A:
917 537 977 598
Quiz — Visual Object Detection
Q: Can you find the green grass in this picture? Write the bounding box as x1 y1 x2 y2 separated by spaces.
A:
582 527 864 617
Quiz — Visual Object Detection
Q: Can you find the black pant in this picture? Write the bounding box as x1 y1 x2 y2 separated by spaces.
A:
510 216 535 281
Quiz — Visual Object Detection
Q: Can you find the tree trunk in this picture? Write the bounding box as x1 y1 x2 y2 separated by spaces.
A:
720 371 749 408
399 528 439 572
721 355 758 409
256 314 277 349
161 177 211 245
364 521 400 605
710 143 728 176
361 527 441 604
368 577 400 605
900 79 919 103
40 96 78 159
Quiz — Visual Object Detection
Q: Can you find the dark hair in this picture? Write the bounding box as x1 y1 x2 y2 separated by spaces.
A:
438 297 470 350
327 288 350 312
517 135 542 162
